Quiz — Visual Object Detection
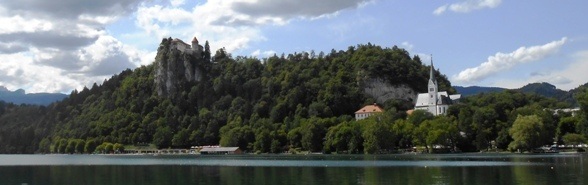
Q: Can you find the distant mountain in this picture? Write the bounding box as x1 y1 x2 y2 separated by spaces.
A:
0 86 67 105
517 82 573 104
453 86 506 97
455 82 588 106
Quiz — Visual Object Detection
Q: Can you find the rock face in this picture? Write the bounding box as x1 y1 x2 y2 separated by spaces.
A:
362 78 416 104
154 38 205 98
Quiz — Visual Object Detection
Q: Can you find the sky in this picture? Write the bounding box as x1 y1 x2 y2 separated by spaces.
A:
0 0 587 93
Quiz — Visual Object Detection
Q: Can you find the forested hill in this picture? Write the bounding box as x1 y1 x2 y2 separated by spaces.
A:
0 41 455 154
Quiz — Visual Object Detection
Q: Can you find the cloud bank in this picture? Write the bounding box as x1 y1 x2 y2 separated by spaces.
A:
434 0 502 15
0 0 369 93
453 37 568 84
135 0 371 53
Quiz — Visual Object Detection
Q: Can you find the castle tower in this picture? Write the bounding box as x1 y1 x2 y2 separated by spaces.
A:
191 37 199 48
191 37 203 56
428 56 438 106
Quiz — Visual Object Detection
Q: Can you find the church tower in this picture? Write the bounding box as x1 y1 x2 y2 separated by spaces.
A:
428 57 438 106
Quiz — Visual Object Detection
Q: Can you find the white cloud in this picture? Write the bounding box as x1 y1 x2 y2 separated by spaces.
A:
170 0 185 7
232 0 372 23
434 0 502 15
134 0 369 54
401 41 414 51
453 37 568 84
0 16 53 34
0 0 146 93
251 49 276 58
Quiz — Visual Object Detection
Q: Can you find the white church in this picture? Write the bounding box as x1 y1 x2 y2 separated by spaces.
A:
414 60 461 116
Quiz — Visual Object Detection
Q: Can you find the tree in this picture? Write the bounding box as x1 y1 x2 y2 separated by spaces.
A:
153 126 173 149
84 139 97 154
104 143 114 153
413 117 458 153
361 118 393 154
391 119 414 149
508 115 545 152
113 143 125 153
324 122 362 153
301 120 325 152
407 110 433 126
562 133 586 147
557 116 577 140
172 128 190 148
75 139 85 154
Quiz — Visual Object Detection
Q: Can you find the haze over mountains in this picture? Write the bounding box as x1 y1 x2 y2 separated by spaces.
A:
0 86 67 106
454 82 588 106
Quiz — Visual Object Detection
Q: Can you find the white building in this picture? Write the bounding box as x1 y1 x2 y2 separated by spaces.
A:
355 103 384 120
414 61 460 116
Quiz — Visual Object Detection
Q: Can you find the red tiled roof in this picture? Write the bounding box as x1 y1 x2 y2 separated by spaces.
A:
406 109 414 115
355 104 384 114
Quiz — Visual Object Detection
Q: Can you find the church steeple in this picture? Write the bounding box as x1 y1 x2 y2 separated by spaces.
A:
428 55 438 106
429 58 435 83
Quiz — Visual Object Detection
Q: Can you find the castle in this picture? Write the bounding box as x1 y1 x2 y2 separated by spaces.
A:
414 60 461 116
170 37 203 56
154 37 206 98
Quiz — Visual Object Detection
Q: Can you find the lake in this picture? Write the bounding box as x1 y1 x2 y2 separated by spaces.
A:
0 153 586 185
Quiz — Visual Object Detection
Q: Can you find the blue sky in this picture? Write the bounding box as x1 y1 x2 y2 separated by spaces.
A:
0 0 587 93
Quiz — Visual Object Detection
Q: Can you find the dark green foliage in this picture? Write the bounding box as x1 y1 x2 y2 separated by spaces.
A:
1 40 586 154
449 90 577 152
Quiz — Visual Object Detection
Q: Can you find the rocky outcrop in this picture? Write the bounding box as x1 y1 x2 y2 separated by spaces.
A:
154 38 205 98
362 78 416 104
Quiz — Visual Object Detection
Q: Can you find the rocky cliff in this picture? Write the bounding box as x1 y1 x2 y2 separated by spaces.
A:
154 38 206 98
362 78 417 104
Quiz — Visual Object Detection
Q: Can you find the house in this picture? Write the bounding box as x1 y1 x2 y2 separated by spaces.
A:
355 103 384 120
413 60 460 116
199 147 242 155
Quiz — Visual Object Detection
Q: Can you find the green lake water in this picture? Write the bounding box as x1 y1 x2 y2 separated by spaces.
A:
0 153 586 185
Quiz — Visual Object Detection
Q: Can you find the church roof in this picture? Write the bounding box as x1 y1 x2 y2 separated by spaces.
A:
355 104 384 114
192 37 199 43
415 91 455 107
415 93 430 107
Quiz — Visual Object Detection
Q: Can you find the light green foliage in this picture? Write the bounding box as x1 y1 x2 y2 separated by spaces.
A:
413 117 458 153
324 122 362 154
361 118 393 154
508 115 545 152
562 133 586 147
113 143 125 153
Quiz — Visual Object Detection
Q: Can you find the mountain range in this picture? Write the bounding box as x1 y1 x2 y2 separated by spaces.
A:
454 82 588 106
0 86 67 106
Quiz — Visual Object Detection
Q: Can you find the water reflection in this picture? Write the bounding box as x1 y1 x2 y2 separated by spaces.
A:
0 154 586 185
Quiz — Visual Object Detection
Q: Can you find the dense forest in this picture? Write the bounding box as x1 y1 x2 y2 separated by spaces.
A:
0 40 586 154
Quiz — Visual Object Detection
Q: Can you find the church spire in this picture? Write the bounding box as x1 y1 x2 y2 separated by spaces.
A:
427 54 438 106
429 55 435 83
